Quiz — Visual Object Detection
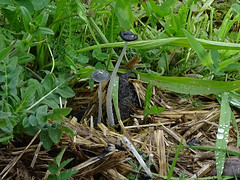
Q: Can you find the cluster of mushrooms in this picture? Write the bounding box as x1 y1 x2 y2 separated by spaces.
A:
91 32 138 126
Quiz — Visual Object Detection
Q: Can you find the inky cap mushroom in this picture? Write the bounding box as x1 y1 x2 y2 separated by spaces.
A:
120 32 138 42
91 69 110 124
91 69 110 82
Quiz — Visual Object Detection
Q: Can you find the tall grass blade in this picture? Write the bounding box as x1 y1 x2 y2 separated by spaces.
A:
112 77 121 121
167 139 183 180
76 37 240 53
182 28 213 68
139 72 240 95
215 92 232 179
231 112 240 148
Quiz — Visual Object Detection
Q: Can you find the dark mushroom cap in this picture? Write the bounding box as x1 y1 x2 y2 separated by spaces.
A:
120 32 138 42
91 69 110 82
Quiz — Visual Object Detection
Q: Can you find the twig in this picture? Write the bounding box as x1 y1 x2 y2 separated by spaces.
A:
31 141 43 168
121 136 153 178
1 130 41 179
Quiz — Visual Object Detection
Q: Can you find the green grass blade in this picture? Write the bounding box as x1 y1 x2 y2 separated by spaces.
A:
231 112 240 148
180 145 240 156
167 139 183 180
215 92 232 179
112 77 121 121
144 83 152 108
76 37 240 53
182 28 213 68
138 72 240 95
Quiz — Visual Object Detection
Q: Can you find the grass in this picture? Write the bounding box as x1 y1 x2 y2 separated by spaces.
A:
0 0 240 179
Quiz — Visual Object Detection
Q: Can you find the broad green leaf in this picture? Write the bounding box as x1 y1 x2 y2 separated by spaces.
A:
33 27 54 36
215 92 231 178
36 105 48 118
0 0 11 5
182 28 213 68
149 0 169 18
76 54 89 64
55 86 75 98
0 135 12 143
53 108 72 116
15 85 36 112
22 117 31 128
29 115 37 126
144 105 165 117
0 43 14 61
36 105 48 124
42 98 59 109
115 0 134 29
16 52 35 64
42 74 55 92
92 49 108 61
48 126 62 144
32 0 50 11
13 0 34 13
1 118 13 133
0 119 8 128
232 3 240 15
20 6 32 32
47 108 72 122
7 56 18 73
23 126 39 136
35 12 49 26
40 129 53 150
139 72 240 95
59 125 75 137
15 39 30 52
0 111 11 118
159 0 177 12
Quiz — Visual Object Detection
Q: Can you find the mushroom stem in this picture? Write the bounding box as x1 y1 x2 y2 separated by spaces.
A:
91 69 109 124
106 41 128 126
97 82 102 123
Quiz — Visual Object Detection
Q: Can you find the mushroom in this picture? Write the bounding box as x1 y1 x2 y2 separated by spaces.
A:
91 69 110 123
106 32 138 126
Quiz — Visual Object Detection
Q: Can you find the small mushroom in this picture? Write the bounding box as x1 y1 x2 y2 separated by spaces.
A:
91 69 110 123
106 32 138 126
120 32 138 42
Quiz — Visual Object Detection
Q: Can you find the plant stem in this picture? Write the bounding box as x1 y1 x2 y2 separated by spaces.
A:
106 41 128 126
98 82 102 123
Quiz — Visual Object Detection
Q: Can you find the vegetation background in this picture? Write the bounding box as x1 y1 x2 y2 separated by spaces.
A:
0 0 240 179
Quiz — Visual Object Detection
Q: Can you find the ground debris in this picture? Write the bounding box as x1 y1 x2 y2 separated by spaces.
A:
0 80 239 179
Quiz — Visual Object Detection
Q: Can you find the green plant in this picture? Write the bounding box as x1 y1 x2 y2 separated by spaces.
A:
143 83 164 117
0 43 75 149
48 147 77 180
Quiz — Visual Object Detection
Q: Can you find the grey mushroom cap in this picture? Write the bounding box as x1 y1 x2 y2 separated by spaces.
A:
91 69 110 82
120 32 138 42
